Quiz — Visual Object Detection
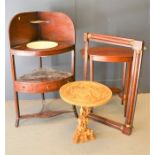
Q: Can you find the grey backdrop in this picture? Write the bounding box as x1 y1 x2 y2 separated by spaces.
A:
5 0 150 100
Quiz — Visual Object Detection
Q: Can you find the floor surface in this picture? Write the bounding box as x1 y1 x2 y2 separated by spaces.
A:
6 94 149 155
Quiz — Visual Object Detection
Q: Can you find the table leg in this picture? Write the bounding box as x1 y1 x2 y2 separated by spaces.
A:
73 107 95 144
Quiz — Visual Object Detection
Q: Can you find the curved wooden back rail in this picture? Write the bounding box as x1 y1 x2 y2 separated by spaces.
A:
84 32 143 135
9 11 77 127
9 12 75 47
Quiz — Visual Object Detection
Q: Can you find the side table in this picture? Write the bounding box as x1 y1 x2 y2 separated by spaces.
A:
60 81 112 144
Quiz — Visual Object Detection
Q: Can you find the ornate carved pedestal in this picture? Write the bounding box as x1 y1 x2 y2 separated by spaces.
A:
60 81 112 144
73 107 95 144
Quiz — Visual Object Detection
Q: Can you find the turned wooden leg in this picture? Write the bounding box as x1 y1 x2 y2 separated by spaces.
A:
122 62 126 105
72 105 78 118
90 56 94 81
10 55 20 127
40 93 47 112
124 61 132 117
73 107 95 144
14 92 20 127
15 118 19 127
90 56 94 113
41 93 45 101
123 50 143 135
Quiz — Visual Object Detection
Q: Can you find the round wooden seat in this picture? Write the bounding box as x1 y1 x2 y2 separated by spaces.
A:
81 47 133 62
81 45 133 117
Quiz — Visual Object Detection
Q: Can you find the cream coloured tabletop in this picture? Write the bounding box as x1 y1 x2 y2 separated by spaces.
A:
59 81 112 144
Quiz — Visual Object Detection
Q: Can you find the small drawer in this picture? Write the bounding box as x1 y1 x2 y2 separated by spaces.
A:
15 83 34 92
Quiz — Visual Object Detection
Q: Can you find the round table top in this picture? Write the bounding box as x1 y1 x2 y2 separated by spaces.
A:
60 81 112 107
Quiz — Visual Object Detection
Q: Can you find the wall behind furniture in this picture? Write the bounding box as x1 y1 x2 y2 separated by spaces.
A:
5 0 150 100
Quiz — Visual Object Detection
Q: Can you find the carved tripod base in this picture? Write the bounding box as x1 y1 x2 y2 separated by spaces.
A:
73 107 95 144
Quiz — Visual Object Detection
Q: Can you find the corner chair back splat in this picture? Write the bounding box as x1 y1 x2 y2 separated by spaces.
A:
9 11 78 127
83 33 143 135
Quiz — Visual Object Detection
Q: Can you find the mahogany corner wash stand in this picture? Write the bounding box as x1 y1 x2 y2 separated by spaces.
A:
83 32 144 135
9 11 78 127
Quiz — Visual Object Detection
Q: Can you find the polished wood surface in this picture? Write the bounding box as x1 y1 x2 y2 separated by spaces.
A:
9 12 75 47
82 33 133 116
15 76 74 93
10 12 75 56
20 110 73 119
9 11 77 127
81 47 133 62
83 32 143 135
11 42 75 56
88 113 124 131
15 68 74 93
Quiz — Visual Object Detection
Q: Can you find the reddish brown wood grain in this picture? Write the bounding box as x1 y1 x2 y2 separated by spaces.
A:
9 12 75 47
38 12 75 43
10 42 75 56
88 113 124 131
9 11 78 127
81 47 133 61
83 32 143 135
82 35 133 116
14 75 74 93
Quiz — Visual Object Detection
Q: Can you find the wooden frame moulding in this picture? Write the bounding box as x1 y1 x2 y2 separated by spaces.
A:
84 32 143 135
9 12 78 127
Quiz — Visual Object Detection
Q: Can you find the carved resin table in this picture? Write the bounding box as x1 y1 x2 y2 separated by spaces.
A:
60 81 112 144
